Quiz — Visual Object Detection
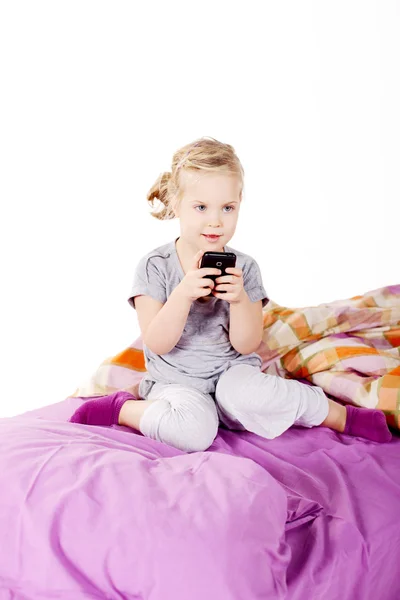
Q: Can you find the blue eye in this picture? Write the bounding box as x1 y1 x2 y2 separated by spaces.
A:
195 205 234 213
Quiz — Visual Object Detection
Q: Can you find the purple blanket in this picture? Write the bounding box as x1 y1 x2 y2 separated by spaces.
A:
1 396 399 599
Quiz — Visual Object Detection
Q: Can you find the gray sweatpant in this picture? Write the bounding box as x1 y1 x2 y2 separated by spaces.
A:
138 364 329 452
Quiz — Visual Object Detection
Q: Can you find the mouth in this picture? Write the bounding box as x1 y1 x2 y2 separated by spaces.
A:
202 234 222 240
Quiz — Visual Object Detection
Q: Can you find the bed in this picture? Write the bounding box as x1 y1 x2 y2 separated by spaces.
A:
0 284 399 599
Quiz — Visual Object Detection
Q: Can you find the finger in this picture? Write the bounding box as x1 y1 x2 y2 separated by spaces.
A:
225 268 241 275
215 284 230 292
192 249 204 270
202 278 215 289
201 268 222 277
212 290 228 297
216 275 234 284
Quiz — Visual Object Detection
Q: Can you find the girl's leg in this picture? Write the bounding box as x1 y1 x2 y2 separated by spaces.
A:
69 391 142 428
118 398 156 431
136 383 219 452
215 364 392 443
319 398 346 432
70 384 219 452
118 380 159 430
215 364 329 439
69 390 158 432
315 397 391 443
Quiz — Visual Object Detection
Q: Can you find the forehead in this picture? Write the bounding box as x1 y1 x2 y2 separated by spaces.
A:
181 171 241 202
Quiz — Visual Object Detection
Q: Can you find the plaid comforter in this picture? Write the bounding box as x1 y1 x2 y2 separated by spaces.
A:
70 284 400 431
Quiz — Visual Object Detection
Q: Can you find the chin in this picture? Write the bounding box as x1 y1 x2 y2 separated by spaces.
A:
201 238 224 249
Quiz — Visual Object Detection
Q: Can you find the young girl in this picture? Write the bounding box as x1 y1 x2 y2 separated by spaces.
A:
69 137 392 451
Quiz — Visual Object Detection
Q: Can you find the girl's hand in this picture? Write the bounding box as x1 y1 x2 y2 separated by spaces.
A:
177 249 222 302
212 267 246 304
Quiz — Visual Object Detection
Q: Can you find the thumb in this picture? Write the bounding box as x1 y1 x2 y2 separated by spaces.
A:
192 249 204 270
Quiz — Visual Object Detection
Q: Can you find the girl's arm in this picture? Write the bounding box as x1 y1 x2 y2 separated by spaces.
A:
142 287 193 355
229 294 263 355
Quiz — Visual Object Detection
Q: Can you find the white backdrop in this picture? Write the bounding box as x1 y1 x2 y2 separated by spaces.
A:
1 1 399 418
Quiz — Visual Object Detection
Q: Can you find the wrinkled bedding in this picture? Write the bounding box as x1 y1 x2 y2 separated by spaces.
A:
2 283 399 598
1 396 399 600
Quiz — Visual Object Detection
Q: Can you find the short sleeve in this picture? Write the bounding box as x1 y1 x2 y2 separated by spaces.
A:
127 255 167 310
242 257 269 307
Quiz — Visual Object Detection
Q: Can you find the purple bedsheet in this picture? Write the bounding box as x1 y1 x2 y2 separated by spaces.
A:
0 395 399 600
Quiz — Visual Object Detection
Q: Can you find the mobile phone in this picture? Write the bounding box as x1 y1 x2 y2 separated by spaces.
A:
199 251 237 294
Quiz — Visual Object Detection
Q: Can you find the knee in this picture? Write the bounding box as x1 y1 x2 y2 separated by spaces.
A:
216 365 262 414
140 387 219 453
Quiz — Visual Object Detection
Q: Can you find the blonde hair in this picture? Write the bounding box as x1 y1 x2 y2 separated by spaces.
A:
147 136 244 220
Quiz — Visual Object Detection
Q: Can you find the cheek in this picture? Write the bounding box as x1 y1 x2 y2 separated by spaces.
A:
226 213 238 224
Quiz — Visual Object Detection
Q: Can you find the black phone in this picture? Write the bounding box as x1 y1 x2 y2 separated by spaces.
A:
199 251 237 294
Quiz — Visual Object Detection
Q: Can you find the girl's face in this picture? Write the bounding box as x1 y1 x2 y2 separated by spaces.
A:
172 172 242 252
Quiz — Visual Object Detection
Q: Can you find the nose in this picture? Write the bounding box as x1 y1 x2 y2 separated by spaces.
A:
207 210 224 227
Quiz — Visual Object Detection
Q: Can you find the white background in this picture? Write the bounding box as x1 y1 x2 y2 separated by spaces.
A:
1 1 399 417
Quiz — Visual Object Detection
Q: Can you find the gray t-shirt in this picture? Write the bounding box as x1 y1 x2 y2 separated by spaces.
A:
128 237 269 397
